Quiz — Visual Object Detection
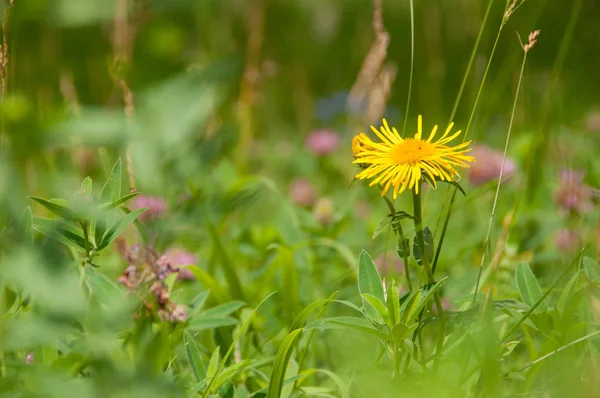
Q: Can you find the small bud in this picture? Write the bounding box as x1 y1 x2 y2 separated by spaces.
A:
313 197 335 226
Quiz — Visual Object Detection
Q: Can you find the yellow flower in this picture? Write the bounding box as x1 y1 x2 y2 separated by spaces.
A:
352 116 474 198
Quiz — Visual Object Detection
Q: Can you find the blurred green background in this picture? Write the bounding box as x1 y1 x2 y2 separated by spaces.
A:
1 0 600 396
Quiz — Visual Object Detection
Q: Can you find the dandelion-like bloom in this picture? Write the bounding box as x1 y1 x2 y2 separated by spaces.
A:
352 116 474 198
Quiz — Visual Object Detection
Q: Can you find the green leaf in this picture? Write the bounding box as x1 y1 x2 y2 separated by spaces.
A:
422 173 466 196
304 317 393 342
213 360 256 392
267 244 300 321
290 296 335 331
516 262 547 312
100 191 139 210
32 217 89 251
96 207 147 250
401 290 422 324
387 280 400 327
266 329 303 398
99 158 122 203
207 223 245 301
189 291 211 315
391 322 417 343
409 278 449 320
397 238 410 258
187 316 239 331
280 359 298 398
202 301 246 318
188 266 230 303
29 196 81 222
185 332 207 382
412 227 434 266
80 176 93 200
206 346 221 379
358 250 385 302
373 213 414 240
362 293 388 321
583 257 600 283
373 217 391 240
120 206 149 244
296 369 349 398
557 271 582 315
444 180 466 196
201 292 276 398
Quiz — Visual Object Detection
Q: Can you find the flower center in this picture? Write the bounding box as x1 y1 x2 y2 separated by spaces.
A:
390 138 435 165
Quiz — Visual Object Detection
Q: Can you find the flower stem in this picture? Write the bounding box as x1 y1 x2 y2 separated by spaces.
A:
401 0 415 137
412 187 446 367
383 196 412 291
472 47 529 308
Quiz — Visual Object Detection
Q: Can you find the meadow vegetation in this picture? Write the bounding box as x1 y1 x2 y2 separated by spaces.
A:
1 0 600 397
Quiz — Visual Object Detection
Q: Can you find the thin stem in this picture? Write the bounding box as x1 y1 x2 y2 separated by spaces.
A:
412 188 446 367
463 17 505 141
401 0 415 137
472 50 528 307
431 0 498 281
500 245 588 343
383 196 413 291
516 329 600 373
448 0 495 122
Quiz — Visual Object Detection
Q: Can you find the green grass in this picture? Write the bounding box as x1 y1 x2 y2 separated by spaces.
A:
1 0 600 397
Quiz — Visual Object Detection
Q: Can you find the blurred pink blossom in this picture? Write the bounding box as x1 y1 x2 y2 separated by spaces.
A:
468 144 517 186
305 129 340 156
289 178 317 207
375 253 404 274
131 194 167 223
554 228 580 253
163 248 197 280
554 169 594 213
585 109 600 132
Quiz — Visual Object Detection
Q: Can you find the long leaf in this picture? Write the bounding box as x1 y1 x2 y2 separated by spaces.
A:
32 217 89 251
266 329 304 398
100 192 139 210
202 301 246 318
29 196 81 222
184 331 206 382
290 297 335 331
187 316 239 331
213 359 256 392
120 206 149 244
188 266 230 303
409 277 449 320
207 223 245 301
387 280 400 327
304 317 393 342
358 250 385 302
96 208 147 250
99 158 122 203
516 262 547 312
201 292 276 398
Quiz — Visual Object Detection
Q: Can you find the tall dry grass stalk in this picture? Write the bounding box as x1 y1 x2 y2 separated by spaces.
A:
0 0 13 149
235 0 266 169
111 0 138 190
347 0 396 124
431 0 526 277
473 30 541 308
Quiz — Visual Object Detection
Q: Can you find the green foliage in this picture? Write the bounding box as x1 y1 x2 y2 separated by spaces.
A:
28 158 145 267
1 0 599 397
